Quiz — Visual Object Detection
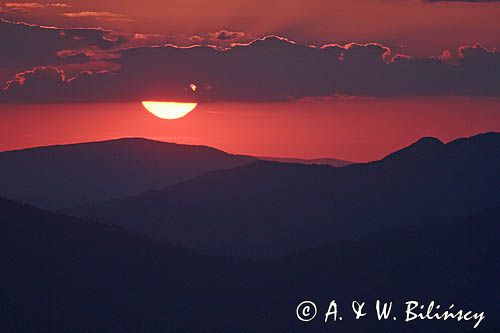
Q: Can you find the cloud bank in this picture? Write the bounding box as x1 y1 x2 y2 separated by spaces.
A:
1 25 500 102
0 18 121 67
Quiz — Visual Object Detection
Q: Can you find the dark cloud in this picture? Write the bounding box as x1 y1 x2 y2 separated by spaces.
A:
189 29 249 46
0 18 123 68
1 36 500 102
3 66 66 94
0 18 125 86
208 29 246 41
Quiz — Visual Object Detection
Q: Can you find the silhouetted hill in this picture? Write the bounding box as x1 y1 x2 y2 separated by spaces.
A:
66 132 500 258
268 206 500 332
0 197 259 332
383 136 445 161
259 156 352 167
1 198 498 332
0 138 255 209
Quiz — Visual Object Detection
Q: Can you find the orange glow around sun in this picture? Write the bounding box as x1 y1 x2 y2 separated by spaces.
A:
141 101 198 120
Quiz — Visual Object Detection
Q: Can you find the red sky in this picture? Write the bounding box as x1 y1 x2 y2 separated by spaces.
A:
2 97 500 161
1 0 500 159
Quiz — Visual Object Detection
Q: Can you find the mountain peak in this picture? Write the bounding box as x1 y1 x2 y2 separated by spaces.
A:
414 136 443 145
382 136 444 162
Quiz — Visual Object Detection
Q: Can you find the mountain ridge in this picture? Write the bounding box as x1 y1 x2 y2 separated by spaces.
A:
258 156 352 167
65 132 500 258
0 137 232 155
2 196 499 332
0 137 256 209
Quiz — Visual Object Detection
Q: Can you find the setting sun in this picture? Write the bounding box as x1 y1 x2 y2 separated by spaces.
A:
141 101 198 120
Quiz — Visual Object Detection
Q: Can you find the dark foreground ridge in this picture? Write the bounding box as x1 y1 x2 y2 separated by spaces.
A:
1 197 499 332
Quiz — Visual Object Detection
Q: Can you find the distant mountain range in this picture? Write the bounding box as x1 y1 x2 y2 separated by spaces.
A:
0 138 255 209
65 132 500 258
0 139 354 210
259 156 352 167
1 196 498 332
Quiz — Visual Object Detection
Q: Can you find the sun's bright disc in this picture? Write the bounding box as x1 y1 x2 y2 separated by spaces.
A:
142 101 198 120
